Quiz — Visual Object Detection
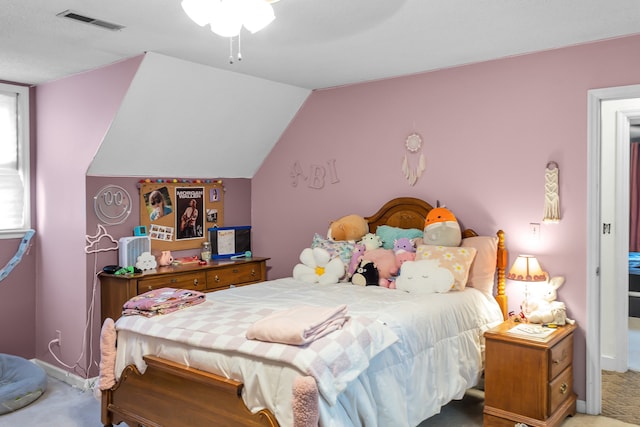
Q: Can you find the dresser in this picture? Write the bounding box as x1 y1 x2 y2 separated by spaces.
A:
483 320 577 427
99 257 269 323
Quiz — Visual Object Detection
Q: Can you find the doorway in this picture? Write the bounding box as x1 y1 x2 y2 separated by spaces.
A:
586 85 640 414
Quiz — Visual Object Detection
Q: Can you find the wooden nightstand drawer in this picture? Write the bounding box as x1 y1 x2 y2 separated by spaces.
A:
549 366 573 415
138 272 207 293
549 334 573 380
206 263 262 290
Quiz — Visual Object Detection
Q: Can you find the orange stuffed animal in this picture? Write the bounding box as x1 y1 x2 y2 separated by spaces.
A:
327 214 369 241
423 205 461 247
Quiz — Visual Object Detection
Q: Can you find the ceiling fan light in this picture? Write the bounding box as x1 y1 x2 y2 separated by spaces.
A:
181 0 215 27
209 0 243 37
242 0 275 34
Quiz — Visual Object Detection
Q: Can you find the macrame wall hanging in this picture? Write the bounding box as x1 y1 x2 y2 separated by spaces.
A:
401 132 426 186
543 161 560 223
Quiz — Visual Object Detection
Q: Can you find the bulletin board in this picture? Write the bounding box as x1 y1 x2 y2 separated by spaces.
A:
139 180 224 251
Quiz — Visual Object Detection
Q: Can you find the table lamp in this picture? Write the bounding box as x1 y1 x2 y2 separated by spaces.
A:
507 254 547 316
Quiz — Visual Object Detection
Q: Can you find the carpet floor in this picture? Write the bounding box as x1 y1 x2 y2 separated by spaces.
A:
0 376 636 426
602 369 640 425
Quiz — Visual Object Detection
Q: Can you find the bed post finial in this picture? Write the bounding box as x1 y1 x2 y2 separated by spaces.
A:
495 230 508 320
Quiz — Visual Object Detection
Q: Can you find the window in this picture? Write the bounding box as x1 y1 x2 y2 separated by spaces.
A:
0 82 30 237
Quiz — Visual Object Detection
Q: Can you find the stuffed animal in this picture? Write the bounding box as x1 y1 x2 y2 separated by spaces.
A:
328 214 369 242
293 247 345 285
360 233 383 251
527 276 573 325
361 248 398 288
395 259 454 294
156 250 173 267
395 251 416 270
350 260 380 286
393 237 416 254
347 243 366 278
423 206 461 247
135 252 157 271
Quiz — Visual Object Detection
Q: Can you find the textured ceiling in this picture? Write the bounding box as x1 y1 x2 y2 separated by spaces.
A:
2 0 640 89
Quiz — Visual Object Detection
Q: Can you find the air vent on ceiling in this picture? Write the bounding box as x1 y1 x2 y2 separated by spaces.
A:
56 10 125 31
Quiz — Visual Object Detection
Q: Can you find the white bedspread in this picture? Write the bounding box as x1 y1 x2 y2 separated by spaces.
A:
114 278 503 427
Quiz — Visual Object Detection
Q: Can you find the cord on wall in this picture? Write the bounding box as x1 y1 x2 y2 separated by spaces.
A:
48 235 104 378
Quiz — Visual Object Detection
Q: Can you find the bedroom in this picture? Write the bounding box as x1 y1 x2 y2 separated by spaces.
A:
1 1 640 425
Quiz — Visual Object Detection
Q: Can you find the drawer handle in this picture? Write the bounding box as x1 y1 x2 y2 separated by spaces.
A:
560 383 568 394
214 275 220 282
193 279 199 286
170 278 178 284
553 349 569 365
251 268 256 277
233 269 239 273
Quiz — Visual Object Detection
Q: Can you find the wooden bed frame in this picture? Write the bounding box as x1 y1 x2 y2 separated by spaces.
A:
101 197 507 427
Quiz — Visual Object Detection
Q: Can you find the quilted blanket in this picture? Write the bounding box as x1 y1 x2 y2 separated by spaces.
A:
115 300 397 404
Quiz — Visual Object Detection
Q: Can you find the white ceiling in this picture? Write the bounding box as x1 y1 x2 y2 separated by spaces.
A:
2 0 640 90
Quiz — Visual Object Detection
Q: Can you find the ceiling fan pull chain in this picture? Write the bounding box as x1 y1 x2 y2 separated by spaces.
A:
229 37 234 64
237 32 242 61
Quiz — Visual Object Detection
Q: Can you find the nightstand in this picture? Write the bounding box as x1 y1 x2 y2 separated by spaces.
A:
483 320 577 427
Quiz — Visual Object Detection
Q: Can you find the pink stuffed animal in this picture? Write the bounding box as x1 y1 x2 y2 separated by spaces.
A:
361 248 398 288
347 244 366 278
156 250 174 266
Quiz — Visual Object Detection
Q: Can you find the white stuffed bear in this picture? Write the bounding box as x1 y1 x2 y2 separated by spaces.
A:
395 259 453 294
527 276 573 325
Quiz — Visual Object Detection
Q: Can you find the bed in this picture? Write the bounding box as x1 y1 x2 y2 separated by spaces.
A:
101 197 508 427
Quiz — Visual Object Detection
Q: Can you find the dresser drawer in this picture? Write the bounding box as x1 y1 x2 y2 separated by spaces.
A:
206 263 262 290
549 366 573 415
549 334 573 380
138 272 207 293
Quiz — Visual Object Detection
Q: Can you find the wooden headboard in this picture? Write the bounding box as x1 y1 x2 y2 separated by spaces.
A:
364 197 508 319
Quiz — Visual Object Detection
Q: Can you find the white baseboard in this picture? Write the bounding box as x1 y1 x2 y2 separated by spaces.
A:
577 399 586 414
31 358 97 391
600 355 618 372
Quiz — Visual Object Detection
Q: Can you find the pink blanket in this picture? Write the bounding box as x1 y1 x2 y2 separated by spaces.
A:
246 305 348 345
122 287 205 317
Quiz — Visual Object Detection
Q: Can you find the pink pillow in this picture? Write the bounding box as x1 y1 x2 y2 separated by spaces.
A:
461 236 498 294
415 245 476 290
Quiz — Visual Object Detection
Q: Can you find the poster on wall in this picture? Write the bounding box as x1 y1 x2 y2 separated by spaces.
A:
138 180 224 251
176 186 204 240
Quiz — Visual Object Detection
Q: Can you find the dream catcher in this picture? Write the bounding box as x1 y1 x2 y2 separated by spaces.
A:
401 132 426 186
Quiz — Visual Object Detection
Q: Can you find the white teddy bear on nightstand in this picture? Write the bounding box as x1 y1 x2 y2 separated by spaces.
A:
527 276 574 325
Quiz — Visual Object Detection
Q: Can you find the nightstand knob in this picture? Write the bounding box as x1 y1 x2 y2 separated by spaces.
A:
560 383 568 394
193 279 198 286
214 275 220 282
251 269 256 276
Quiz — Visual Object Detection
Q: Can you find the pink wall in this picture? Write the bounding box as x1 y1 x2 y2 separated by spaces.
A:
1 84 39 358
252 34 640 401
35 56 142 373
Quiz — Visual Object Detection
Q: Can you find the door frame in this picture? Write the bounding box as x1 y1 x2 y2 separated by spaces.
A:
586 84 640 414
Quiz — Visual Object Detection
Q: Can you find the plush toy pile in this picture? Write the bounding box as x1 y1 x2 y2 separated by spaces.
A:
292 205 482 295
